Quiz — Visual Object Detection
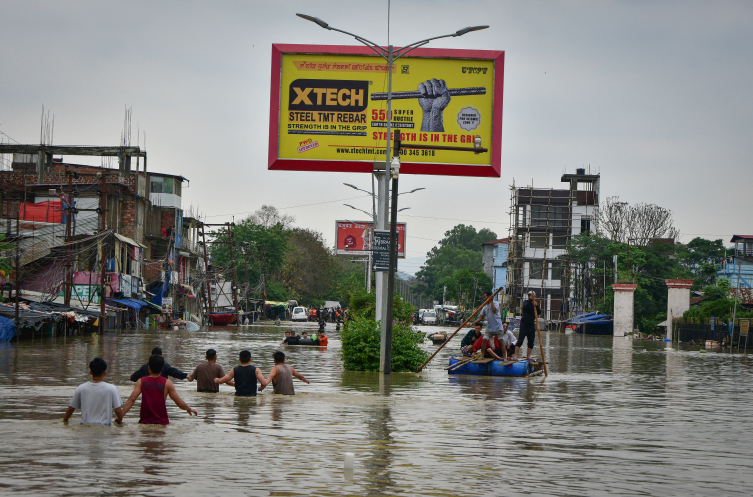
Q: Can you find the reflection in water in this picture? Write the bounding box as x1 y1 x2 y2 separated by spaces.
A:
612 336 633 375
0 325 751 495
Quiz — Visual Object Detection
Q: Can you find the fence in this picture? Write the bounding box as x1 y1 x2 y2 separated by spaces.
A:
672 317 746 345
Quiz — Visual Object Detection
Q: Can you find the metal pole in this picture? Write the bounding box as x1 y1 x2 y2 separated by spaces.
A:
15 209 20 330
379 45 394 372
200 224 213 318
226 222 240 321
65 173 73 306
99 175 107 334
243 245 251 315
732 261 740 352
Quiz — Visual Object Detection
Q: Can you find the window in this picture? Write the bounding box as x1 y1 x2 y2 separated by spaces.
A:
552 235 568 249
581 217 591 234
529 261 544 280
552 206 568 227
529 205 568 228
530 205 547 227
530 233 547 248
150 177 175 194
150 177 162 193
550 262 562 280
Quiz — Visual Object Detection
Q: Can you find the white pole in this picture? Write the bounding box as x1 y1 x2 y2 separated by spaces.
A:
379 45 393 372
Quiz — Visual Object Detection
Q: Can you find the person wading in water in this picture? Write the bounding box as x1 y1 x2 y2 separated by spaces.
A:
259 351 309 395
122 354 197 424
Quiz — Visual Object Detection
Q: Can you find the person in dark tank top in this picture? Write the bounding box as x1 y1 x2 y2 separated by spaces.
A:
215 350 268 396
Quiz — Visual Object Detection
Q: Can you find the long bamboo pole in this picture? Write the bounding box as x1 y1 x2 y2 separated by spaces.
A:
416 286 503 372
532 295 548 376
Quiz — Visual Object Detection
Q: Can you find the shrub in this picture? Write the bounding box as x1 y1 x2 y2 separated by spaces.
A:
340 317 428 372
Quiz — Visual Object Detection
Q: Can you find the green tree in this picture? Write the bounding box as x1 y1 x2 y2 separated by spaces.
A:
416 224 497 301
210 219 289 300
437 267 492 310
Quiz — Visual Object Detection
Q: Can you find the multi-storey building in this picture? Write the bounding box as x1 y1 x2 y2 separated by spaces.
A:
507 169 600 320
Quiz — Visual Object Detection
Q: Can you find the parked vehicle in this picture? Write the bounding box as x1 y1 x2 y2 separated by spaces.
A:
291 306 308 322
422 310 438 325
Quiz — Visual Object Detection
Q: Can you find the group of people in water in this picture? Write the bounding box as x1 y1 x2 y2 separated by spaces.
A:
280 328 328 346
308 307 344 323
63 344 310 427
460 290 542 362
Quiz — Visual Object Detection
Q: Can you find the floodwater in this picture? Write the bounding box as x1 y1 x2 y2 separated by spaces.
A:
0 323 752 496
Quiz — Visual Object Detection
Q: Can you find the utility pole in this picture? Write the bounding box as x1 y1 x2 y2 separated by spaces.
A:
64 171 73 306
98 174 107 334
242 243 251 316
200 223 213 319
226 222 240 320
15 208 20 330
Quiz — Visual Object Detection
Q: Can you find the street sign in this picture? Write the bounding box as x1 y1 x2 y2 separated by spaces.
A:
372 230 396 272
269 44 505 177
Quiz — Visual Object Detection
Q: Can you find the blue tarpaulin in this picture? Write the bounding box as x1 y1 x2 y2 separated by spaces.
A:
0 316 16 342
108 298 148 311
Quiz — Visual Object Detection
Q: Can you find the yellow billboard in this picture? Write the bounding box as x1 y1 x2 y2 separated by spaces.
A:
268 44 504 177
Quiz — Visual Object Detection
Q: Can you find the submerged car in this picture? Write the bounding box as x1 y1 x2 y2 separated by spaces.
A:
291 306 308 322
421 310 438 325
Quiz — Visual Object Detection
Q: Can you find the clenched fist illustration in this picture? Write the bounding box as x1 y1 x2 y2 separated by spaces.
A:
418 79 451 132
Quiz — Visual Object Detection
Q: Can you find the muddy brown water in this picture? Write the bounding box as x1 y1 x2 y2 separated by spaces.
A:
0 323 751 496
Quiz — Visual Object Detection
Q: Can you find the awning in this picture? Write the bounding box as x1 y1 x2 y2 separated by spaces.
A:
108 298 148 311
114 233 147 249
145 301 164 312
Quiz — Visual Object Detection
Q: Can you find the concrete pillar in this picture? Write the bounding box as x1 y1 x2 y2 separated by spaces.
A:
665 279 693 341
612 284 637 337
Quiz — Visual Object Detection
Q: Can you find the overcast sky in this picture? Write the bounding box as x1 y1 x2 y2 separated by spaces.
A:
2 1 751 274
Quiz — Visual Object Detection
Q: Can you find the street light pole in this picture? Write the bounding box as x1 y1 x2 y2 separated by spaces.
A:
298 13 488 373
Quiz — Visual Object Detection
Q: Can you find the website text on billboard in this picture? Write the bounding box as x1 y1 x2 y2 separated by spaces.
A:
269 44 504 177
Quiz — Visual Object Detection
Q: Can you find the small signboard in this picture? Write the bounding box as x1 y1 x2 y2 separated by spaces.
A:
740 319 750 337
372 230 395 272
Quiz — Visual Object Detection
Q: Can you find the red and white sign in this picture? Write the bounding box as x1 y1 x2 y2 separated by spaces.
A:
335 220 406 257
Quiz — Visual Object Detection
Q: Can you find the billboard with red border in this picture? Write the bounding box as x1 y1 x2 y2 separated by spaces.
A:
269 44 504 177
335 220 406 258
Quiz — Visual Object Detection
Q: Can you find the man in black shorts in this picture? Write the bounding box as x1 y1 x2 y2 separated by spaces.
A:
512 291 540 361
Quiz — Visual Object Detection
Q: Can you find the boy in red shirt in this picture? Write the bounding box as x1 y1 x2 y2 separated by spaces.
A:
122 355 197 424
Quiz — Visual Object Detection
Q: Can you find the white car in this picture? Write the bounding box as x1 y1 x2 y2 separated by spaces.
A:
421 310 437 325
291 306 308 322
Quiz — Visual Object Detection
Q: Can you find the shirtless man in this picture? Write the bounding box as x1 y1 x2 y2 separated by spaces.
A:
260 351 309 395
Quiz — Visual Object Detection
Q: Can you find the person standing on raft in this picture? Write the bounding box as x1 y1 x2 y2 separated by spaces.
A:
512 291 541 361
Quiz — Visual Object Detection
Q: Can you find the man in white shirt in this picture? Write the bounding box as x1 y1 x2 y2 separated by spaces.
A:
474 290 504 343
500 322 517 361
63 358 123 426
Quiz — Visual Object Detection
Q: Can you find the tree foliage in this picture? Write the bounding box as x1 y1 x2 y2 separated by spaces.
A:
599 196 679 244
566 232 732 334
209 206 365 308
340 289 426 372
416 224 497 302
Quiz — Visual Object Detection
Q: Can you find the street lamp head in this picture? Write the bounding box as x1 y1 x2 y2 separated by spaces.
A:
343 183 358 190
398 207 411 212
408 188 426 194
296 13 330 30
454 25 489 36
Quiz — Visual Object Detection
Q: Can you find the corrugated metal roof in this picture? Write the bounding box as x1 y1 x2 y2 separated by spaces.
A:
114 233 146 248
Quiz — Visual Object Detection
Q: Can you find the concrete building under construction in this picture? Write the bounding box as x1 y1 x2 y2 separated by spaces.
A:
506 168 600 320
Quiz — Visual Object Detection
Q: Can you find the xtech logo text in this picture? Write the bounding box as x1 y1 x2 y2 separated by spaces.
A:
288 79 369 112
